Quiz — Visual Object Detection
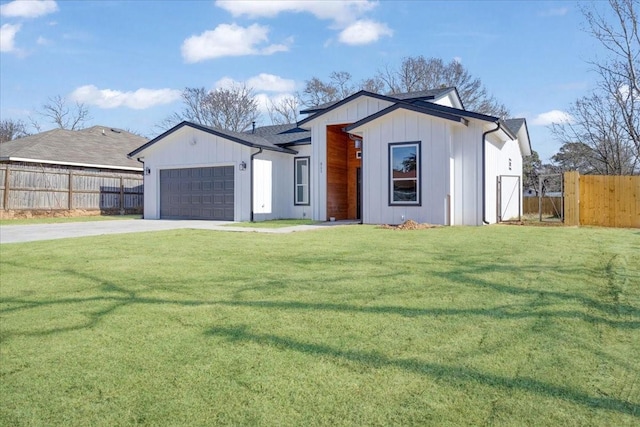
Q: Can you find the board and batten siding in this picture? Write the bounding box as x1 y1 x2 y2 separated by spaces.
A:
252 145 312 221
360 109 453 225
450 123 484 226
306 96 395 221
140 126 253 221
484 135 524 223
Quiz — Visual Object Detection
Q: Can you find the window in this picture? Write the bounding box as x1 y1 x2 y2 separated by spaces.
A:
294 157 310 205
389 142 421 205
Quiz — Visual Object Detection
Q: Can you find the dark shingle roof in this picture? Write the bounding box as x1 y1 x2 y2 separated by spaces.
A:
504 118 526 136
0 126 147 170
300 87 457 115
250 124 310 146
128 122 301 158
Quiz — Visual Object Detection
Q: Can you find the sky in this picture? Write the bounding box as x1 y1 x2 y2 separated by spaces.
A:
0 0 614 162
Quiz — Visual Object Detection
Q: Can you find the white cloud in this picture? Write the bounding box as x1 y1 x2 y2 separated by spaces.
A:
531 110 573 126
70 85 181 110
216 0 375 25
1 0 58 18
539 7 569 17
338 20 392 45
0 23 21 52
247 73 296 92
215 73 296 93
36 36 51 45
255 92 297 114
181 23 289 62
216 0 390 45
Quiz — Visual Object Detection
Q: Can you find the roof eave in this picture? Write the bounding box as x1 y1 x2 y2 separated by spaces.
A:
297 90 404 128
128 121 297 158
345 103 469 133
2 156 143 171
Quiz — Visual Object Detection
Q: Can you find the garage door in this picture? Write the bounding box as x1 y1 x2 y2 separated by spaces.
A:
160 166 234 220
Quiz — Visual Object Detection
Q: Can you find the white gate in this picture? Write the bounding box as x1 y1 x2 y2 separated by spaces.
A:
497 175 521 222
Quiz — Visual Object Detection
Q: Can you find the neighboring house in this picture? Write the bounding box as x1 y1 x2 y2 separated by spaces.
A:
128 88 531 225
1 126 146 172
1 126 147 212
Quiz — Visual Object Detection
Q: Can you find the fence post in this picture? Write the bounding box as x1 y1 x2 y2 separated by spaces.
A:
563 171 580 226
119 177 124 215
68 170 73 209
3 166 10 210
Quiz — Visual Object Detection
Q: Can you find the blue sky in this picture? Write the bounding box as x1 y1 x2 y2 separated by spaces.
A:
1 0 610 161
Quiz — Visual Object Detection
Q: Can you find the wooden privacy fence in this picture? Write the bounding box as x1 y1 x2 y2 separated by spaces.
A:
523 197 563 216
0 164 143 213
564 171 639 228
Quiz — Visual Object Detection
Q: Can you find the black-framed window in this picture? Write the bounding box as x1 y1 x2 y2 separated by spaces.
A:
294 157 310 205
389 142 421 205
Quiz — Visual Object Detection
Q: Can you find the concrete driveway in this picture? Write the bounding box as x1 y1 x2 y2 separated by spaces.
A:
0 219 349 244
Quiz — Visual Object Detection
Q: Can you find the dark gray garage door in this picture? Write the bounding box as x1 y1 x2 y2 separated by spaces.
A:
160 166 234 220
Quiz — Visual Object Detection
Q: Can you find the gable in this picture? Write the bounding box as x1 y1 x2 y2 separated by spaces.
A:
298 92 397 128
128 121 297 159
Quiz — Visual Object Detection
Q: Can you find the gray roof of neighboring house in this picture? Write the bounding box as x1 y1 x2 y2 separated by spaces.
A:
128 121 303 158
0 126 147 170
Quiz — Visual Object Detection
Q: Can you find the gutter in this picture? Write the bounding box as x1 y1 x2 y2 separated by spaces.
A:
482 122 501 225
249 148 263 222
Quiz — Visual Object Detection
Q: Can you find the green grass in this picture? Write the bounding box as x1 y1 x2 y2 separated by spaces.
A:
0 214 142 226
229 218 320 228
1 226 638 426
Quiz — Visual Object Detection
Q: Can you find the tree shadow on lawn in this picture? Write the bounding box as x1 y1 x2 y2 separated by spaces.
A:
2 256 640 339
205 325 639 417
2 260 639 418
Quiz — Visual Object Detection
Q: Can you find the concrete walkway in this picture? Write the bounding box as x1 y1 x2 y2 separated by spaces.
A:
0 219 358 244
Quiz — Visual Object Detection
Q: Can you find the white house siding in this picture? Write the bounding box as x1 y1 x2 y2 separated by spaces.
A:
451 124 483 226
252 145 311 221
485 136 523 222
360 109 453 225
140 126 253 221
289 144 313 220
305 96 395 221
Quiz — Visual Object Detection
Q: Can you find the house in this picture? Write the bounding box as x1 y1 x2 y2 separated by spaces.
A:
0 126 147 213
128 88 531 225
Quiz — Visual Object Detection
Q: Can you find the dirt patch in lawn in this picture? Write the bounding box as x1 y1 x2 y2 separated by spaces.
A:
379 220 442 230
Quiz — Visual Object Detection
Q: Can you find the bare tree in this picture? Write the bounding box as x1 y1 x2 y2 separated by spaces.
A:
301 58 509 116
161 84 260 132
359 76 386 94
377 56 510 117
39 95 91 130
550 0 639 175
551 92 638 174
301 76 341 107
0 119 29 143
267 95 300 125
582 0 639 154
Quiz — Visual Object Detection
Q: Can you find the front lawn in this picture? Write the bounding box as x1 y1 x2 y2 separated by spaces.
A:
1 226 638 426
228 218 320 228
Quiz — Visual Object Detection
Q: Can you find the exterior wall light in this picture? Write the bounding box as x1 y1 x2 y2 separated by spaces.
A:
145 167 151 175
239 161 247 171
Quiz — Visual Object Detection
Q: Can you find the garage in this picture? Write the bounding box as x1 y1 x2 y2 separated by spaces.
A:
159 166 234 220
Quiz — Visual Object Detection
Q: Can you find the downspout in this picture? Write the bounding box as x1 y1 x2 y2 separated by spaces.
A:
249 148 263 222
136 157 145 219
482 122 501 225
